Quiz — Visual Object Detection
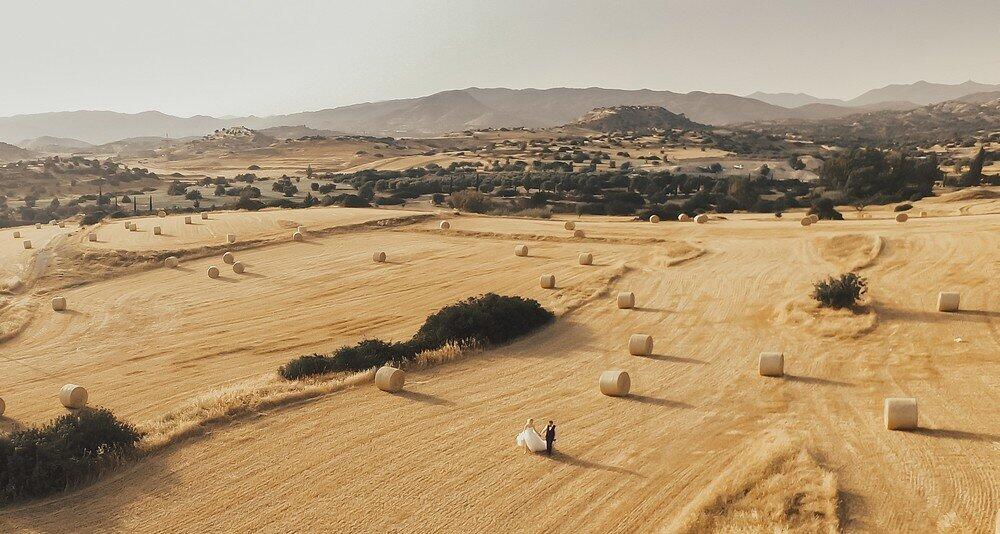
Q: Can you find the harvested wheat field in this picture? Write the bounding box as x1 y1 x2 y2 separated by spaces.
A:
0 199 997 533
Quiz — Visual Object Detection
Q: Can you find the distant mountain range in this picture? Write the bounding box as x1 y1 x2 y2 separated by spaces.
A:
754 96 1000 145
749 80 1000 108
2 80 998 147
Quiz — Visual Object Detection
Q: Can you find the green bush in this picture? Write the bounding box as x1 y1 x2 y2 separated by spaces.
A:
812 273 867 309
807 197 844 220
412 293 553 349
279 294 553 380
0 408 142 504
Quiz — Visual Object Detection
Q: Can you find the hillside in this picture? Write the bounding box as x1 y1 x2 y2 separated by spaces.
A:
15 136 93 153
753 97 1000 145
569 105 704 132
0 141 33 163
848 80 1000 107
0 88 904 144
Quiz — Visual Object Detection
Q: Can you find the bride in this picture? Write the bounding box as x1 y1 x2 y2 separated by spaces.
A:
516 418 547 453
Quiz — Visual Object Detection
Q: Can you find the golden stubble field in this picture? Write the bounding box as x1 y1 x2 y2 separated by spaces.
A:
0 193 997 533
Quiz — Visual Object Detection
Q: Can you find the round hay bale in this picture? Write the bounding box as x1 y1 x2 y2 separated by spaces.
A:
292 231 303 242
809 214 819 223
153 226 162 235
599 370 631 397
617 291 635 309
201 212 209 220
375 366 405 392
649 215 660 223
222 252 235 264
439 221 451 230
758 352 784 377
539 274 555 289
227 234 236 244
207 266 220 279
124 222 131 230
678 213 692 222
573 229 585 238
895 212 908 223
58 222 66 228
22 240 32 250
157 210 167 218
884 397 918 430
184 216 192 224
694 214 709 224
129 223 137 232
232 261 246 274
800 216 813 227
164 256 179 268
51 296 67 312
373 251 387 263
34 223 41 229
920 211 927 218
514 244 528 257
937 292 960 312
578 252 593 265
0 397 4 417
88 233 97 242
59 384 88 409
564 221 576 230
628 334 653 356
12 231 20 239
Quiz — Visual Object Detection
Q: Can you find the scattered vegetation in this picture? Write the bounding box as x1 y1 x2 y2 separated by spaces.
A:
0 408 142 504
812 273 867 309
279 294 553 379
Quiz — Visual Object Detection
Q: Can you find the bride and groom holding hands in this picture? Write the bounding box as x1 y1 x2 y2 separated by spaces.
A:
516 418 556 455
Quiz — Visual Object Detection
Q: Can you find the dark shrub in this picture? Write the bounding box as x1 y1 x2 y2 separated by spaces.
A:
807 197 844 220
0 409 141 504
413 293 554 349
812 273 867 309
893 203 913 212
279 294 552 380
341 194 369 208
280 354 347 379
81 211 106 225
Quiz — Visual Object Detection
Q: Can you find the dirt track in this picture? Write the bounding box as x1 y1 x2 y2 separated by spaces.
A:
0 200 997 532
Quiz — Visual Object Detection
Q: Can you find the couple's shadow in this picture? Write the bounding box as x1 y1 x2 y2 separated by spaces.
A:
542 450 641 477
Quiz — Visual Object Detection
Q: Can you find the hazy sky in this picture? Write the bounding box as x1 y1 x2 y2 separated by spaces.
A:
2 0 998 117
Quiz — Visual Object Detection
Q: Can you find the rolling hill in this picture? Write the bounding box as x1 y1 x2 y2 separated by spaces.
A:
569 105 705 132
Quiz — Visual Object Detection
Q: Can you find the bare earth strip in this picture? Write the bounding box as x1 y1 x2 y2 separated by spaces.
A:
0 203 997 532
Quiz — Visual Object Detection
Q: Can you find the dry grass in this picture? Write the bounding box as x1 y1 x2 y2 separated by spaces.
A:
139 343 469 452
667 431 839 534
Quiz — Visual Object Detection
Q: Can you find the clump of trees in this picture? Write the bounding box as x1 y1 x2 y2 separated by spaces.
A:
279 294 553 379
0 409 142 504
819 149 941 203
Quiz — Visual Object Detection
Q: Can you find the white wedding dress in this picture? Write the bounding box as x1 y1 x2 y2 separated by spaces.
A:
516 425 547 453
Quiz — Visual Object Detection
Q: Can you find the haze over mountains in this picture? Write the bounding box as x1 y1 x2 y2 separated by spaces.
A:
2 80 998 147
749 80 1000 108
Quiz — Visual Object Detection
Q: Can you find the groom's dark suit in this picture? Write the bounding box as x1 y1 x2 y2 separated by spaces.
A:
544 424 556 455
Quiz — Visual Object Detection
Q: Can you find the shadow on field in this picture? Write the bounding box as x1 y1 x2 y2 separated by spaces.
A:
625 395 692 409
631 306 665 313
545 451 641 477
914 427 999 443
954 309 1000 318
395 390 454 406
783 374 853 388
877 305 996 324
0 453 178 533
638 353 706 365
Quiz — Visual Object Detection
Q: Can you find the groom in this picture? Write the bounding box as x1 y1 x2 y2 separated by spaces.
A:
544 421 556 455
